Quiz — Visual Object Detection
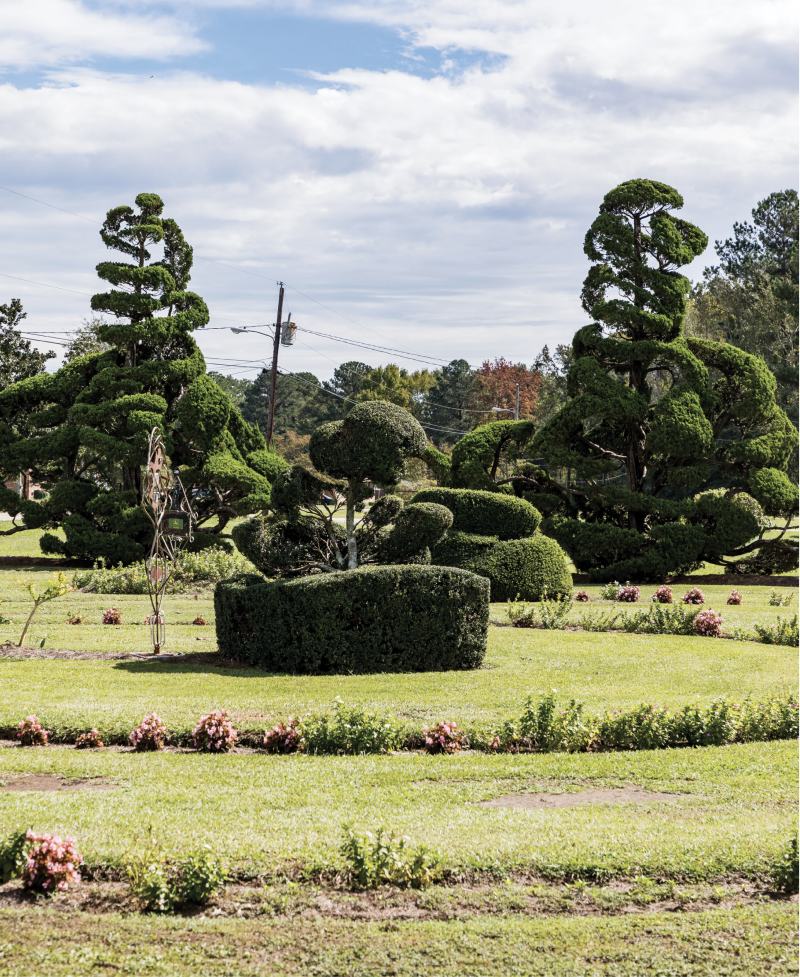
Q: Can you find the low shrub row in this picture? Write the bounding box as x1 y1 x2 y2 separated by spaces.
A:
10 690 797 756
72 547 257 595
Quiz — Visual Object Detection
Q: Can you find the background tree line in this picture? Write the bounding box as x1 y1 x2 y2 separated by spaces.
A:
1 188 796 476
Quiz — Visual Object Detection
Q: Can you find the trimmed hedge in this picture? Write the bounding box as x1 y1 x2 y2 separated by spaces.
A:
431 530 572 602
410 488 541 539
481 535 572 601
214 565 489 673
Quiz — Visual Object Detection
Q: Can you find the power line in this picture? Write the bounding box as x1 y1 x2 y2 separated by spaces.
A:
274 366 470 437
0 273 95 297
0 183 457 366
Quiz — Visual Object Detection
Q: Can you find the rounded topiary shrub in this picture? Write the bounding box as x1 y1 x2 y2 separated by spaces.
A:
410 488 541 540
482 535 572 601
214 565 489 674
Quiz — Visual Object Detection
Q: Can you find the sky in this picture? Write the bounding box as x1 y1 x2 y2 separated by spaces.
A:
1 0 797 384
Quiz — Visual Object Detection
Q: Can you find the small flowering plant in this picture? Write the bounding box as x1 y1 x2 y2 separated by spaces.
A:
422 720 463 754
66 611 84 625
573 590 590 602
264 717 304 754
651 585 673 604
727 590 743 606
616 585 640 603
102 606 122 625
23 830 82 893
192 616 207 626
682 587 705 605
694 609 724 637
75 729 104 750
193 710 238 752
17 715 48 747
130 713 167 752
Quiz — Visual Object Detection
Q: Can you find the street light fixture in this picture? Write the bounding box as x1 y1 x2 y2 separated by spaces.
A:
489 381 520 420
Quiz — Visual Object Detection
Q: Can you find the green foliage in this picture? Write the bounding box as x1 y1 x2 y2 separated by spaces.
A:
479 535 573 602
302 698 402 755
444 419 536 491
72 546 254 594
0 298 55 390
339 825 440 890
232 513 344 577
15 571 71 647
497 690 798 754
526 179 798 580
171 848 227 906
0 828 31 885
516 691 595 752
373 502 452 565
0 193 275 563
126 837 226 911
770 835 799 894
310 401 427 488
752 615 799 647
510 594 573 630
416 487 570 601
411 488 541 539
214 565 489 673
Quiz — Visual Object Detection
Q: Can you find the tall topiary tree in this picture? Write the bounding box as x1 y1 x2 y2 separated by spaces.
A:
0 193 282 563
527 179 798 580
238 400 453 574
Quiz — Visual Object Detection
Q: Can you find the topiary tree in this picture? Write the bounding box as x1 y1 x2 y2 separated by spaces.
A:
523 179 798 580
0 193 282 564
411 487 572 600
422 419 535 490
238 400 452 574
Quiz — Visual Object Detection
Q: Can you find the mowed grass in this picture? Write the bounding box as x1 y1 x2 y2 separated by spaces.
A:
0 904 794 977
0 570 795 732
0 742 795 877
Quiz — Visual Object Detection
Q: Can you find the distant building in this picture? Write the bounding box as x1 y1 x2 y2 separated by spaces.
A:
4 472 40 501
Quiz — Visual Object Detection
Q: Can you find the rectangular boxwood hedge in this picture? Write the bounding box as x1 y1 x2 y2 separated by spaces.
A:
214 565 489 673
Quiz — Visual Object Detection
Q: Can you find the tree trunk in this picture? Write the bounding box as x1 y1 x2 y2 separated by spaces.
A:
346 480 358 570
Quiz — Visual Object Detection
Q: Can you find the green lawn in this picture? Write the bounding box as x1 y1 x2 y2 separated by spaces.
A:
0 550 796 976
0 742 795 878
0 569 794 734
0 904 794 976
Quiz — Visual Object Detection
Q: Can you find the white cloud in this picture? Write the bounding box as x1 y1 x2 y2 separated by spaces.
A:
0 0 205 69
0 0 796 379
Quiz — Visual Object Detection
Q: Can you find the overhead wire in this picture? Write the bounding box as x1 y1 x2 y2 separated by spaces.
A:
0 184 465 367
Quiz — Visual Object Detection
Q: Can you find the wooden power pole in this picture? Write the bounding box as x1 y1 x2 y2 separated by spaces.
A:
266 283 284 449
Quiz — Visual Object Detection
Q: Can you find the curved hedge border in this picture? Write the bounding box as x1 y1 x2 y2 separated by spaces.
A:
214 565 489 673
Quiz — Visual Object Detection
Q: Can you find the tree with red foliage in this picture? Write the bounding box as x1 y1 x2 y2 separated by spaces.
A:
473 357 541 424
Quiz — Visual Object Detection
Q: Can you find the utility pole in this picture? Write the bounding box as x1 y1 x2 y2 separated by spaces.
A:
514 382 519 421
267 282 284 449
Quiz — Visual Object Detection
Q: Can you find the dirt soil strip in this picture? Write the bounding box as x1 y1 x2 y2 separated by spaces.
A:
480 786 698 809
572 573 798 587
0 774 115 792
0 645 242 666
0 879 791 920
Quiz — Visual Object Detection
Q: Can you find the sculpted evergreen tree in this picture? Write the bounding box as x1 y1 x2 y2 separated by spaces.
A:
0 193 282 563
527 179 798 579
0 299 55 389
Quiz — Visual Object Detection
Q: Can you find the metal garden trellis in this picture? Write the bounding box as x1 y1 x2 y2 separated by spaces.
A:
141 427 194 655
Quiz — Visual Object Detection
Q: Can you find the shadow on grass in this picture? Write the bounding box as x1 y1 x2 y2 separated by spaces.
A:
112 656 278 678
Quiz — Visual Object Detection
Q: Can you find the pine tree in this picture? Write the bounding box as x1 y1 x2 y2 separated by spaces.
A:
0 193 282 563
0 299 55 389
529 179 798 579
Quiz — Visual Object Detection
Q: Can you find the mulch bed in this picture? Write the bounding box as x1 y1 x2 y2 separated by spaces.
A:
0 556 93 568
572 573 797 587
0 644 244 667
